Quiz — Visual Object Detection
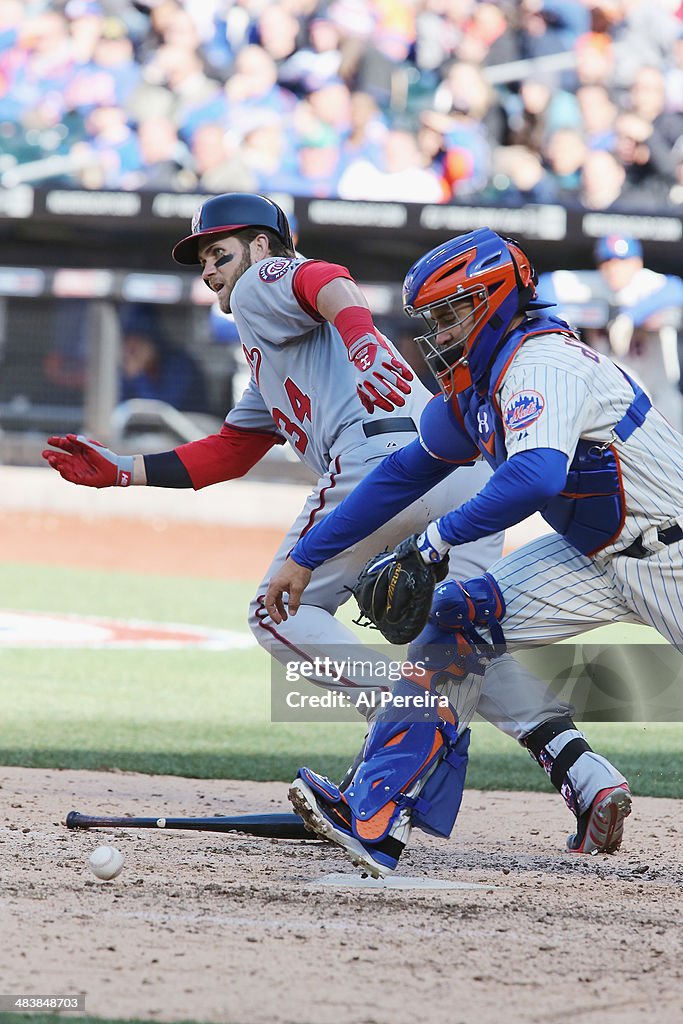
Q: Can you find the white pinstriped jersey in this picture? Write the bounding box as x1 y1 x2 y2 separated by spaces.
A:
226 256 430 476
497 332 683 555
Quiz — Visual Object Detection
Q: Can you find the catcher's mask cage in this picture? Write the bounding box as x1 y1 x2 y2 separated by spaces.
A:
172 192 294 265
402 228 538 397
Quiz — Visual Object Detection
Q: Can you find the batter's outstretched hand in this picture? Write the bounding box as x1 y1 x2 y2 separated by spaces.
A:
42 434 134 488
264 556 312 624
347 333 414 414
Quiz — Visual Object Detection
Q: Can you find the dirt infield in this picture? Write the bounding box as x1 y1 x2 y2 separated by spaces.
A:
2 507 683 1022
0 510 284 581
1 766 682 1024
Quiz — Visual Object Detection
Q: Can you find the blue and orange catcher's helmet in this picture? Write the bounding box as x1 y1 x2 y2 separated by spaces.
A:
402 228 539 396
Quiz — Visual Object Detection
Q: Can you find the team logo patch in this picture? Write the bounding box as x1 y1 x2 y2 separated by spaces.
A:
258 258 292 282
504 390 545 431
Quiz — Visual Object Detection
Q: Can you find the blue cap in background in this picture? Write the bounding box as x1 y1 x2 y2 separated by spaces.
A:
594 235 643 263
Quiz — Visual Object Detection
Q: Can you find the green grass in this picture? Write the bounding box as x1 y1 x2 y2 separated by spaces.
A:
1 562 682 797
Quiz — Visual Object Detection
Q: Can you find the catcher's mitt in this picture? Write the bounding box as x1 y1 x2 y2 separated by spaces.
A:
352 534 449 645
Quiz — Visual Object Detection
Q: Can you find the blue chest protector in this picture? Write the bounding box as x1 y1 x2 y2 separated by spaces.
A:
420 315 651 556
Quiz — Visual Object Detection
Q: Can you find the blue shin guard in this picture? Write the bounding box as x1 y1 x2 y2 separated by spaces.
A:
289 575 505 873
290 677 469 877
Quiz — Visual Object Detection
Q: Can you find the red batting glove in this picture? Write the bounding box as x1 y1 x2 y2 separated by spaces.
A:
42 434 134 487
348 334 414 413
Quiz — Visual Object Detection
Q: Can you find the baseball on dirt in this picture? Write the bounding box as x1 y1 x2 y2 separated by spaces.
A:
88 845 124 880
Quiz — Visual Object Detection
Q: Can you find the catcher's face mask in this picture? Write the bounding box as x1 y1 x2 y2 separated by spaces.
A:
410 289 488 397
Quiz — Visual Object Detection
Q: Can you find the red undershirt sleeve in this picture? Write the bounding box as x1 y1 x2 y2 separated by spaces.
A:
292 260 353 319
173 423 285 490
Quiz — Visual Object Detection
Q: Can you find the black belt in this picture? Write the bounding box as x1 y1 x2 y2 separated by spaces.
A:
620 523 683 559
362 417 417 438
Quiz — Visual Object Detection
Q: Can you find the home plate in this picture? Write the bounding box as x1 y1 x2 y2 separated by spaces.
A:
313 873 495 890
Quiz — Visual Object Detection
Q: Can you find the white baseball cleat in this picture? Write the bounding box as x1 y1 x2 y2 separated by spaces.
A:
566 784 632 854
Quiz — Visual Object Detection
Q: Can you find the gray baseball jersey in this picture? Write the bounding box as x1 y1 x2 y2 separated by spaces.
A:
226 256 431 475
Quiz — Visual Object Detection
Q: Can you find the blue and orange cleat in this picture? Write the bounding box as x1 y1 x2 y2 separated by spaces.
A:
289 767 404 879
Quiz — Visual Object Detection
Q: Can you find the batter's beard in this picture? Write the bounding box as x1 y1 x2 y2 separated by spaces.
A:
217 250 252 313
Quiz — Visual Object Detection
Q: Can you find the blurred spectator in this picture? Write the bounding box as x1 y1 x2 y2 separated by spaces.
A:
65 1 105 65
6 9 74 134
187 121 256 193
238 113 298 193
339 90 387 169
72 105 141 189
119 304 209 415
89 21 141 106
577 148 634 210
420 109 491 197
278 15 344 94
141 45 223 139
338 127 444 202
307 80 352 137
518 0 589 60
628 65 683 182
613 111 661 190
255 6 300 70
505 73 580 153
593 234 683 429
305 132 344 193
224 45 296 131
460 2 520 66
490 144 558 205
576 83 617 151
289 124 343 197
122 116 192 190
433 61 508 145
544 127 587 198
571 31 616 89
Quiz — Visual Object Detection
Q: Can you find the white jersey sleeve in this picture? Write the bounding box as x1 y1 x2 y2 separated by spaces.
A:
497 333 598 459
496 329 683 555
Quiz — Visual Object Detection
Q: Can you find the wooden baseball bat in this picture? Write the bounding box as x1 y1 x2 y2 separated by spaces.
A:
65 809 315 840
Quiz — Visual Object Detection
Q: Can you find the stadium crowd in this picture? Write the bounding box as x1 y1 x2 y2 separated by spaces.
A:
2 0 683 208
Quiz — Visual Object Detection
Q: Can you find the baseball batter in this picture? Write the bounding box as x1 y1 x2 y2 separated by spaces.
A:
265 229 680 876
44 199 626 865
